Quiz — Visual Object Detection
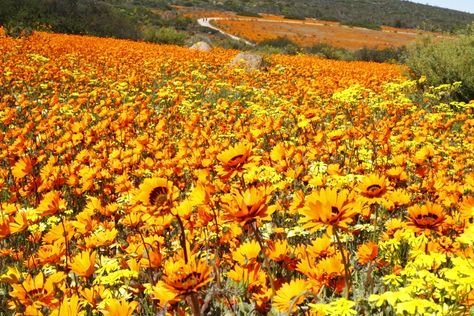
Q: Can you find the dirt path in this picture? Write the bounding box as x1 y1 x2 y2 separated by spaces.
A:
197 17 255 46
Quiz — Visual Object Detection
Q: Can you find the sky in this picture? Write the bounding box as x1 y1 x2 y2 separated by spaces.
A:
409 0 474 13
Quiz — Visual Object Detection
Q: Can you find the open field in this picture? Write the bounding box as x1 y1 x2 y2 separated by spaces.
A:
182 8 444 50
1 29 474 315
213 18 422 49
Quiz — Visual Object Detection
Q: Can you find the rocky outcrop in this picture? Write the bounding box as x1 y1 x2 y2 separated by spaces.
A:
190 41 212 52
229 52 264 70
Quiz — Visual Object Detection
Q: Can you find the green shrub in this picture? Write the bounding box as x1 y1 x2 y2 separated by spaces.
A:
0 0 140 39
405 24 474 101
212 37 249 50
236 11 261 18
283 13 307 20
354 46 406 63
256 37 299 55
306 43 354 61
341 21 382 31
143 26 187 45
258 37 296 48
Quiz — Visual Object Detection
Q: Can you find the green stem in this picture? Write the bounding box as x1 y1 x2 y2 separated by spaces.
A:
188 293 201 316
333 226 352 299
250 220 276 294
176 215 189 264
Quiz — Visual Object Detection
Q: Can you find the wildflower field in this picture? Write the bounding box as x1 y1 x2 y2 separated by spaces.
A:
211 18 422 50
1 30 474 315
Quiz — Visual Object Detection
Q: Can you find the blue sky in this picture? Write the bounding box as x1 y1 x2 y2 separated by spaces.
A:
409 0 474 13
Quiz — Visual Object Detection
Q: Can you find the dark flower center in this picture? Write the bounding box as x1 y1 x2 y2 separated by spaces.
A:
413 212 443 228
172 271 203 292
367 184 382 192
28 288 48 299
228 154 245 165
415 213 439 221
149 186 168 206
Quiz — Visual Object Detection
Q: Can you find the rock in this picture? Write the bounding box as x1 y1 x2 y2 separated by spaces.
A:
190 41 212 52
229 52 264 70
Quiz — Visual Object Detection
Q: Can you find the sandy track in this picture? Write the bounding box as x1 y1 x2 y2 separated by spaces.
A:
197 17 255 46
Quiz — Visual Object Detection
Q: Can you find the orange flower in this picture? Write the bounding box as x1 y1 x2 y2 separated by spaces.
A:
80 285 106 307
36 241 66 265
359 174 387 198
0 215 11 238
299 188 357 233
12 156 33 180
216 143 254 179
305 235 335 260
407 202 446 234
70 250 96 277
50 295 83 316
102 298 138 316
357 242 378 265
9 272 63 311
84 228 118 248
221 186 276 225
297 254 347 294
8 211 29 234
135 177 179 214
36 191 65 217
150 254 212 305
227 263 267 294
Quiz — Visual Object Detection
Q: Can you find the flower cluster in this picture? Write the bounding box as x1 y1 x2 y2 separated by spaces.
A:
0 29 473 315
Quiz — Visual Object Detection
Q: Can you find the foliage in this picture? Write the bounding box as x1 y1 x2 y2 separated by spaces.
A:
307 43 354 61
405 24 474 101
236 10 262 18
170 0 474 32
256 37 300 55
1 29 474 316
341 21 382 31
142 26 187 45
354 46 407 63
0 0 141 39
305 44 405 63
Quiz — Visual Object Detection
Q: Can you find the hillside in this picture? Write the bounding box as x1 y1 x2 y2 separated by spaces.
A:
1 29 474 315
172 0 474 32
2 0 474 42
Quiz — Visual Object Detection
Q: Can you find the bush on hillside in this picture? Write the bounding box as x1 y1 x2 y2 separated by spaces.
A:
256 37 299 55
307 43 354 61
143 26 187 45
236 11 262 18
0 0 140 39
341 21 382 31
405 24 474 101
354 46 406 63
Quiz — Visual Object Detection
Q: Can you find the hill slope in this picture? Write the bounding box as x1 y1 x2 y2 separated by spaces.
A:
172 0 474 31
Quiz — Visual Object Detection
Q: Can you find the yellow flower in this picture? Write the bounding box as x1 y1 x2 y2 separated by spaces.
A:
50 295 84 316
358 174 387 199
101 298 138 316
232 240 261 267
273 279 308 313
310 298 357 316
